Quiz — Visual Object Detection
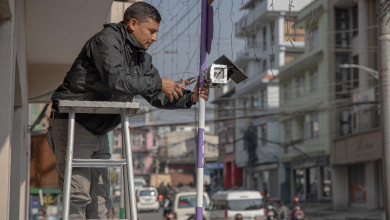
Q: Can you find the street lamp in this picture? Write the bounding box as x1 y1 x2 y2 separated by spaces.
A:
339 64 379 80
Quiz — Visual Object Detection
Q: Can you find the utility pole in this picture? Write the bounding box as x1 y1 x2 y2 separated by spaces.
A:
379 0 390 219
155 153 160 188
196 0 209 219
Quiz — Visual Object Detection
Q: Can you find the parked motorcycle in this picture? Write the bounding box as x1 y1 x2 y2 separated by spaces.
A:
290 197 305 220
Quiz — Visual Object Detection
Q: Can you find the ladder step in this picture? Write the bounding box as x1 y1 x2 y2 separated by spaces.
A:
72 159 127 167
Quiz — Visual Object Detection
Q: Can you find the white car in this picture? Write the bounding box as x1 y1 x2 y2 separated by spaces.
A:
136 187 160 212
207 190 266 220
172 188 210 220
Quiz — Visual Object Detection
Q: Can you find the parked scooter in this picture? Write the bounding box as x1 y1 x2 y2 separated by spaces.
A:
290 197 305 220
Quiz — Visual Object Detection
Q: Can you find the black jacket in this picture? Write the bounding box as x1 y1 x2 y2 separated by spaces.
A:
51 22 194 134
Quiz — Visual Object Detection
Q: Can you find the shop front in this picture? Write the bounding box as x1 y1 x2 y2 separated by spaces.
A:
331 129 383 210
290 156 332 203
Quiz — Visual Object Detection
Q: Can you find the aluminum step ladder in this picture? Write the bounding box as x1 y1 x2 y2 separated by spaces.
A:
57 100 140 220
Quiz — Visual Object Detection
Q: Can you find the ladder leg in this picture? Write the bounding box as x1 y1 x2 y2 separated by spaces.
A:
121 119 131 218
122 109 138 220
62 107 76 220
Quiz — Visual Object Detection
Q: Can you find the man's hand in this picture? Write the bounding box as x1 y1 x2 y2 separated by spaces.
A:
161 78 183 102
191 78 210 103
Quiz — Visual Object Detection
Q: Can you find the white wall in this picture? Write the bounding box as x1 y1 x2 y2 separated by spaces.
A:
1 0 34 218
270 0 312 12
0 0 16 218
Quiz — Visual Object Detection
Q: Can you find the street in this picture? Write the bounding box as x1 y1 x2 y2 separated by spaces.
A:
138 209 164 220
111 199 165 220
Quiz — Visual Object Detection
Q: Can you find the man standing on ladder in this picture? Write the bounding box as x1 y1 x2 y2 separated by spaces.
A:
47 2 210 219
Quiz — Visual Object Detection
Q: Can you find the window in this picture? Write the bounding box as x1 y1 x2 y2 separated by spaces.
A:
284 81 292 101
131 132 146 147
352 5 358 36
262 59 267 72
306 113 319 138
296 75 305 98
261 124 267 146
227 199 263 211
335 8 349 48
133 155 146 169
261 89 268 108
353 55 359 88
225 127 235 154
263 26 267 50
212 200 227 210
252 95 259 108
284 121 292 154
310 69 318 93
284 18 305 42
178 195 207 208
270 54 274 63
139 190 156 196
251 34 257 46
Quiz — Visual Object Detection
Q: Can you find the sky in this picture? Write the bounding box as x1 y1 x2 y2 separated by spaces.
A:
136 0 248 128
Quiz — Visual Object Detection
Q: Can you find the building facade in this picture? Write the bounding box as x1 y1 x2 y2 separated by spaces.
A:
278 0 332 203
231 0 308 200
328 0 383 211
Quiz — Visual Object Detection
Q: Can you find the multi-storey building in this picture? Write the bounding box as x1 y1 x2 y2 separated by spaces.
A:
214 0 308 199
278 0 332 203
329 0 383 211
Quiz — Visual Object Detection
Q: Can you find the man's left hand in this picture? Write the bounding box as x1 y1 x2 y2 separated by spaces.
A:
191 78 210 103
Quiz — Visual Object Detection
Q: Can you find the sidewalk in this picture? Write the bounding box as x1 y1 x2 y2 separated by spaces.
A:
298 203 384 220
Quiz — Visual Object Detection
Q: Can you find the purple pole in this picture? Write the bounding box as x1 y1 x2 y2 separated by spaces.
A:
196 0 207 220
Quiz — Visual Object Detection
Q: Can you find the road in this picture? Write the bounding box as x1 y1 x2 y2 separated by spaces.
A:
111 198 165 220
138 209 164 220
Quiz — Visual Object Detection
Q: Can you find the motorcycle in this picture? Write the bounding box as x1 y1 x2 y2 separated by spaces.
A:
158 194 164 207
290 197 305 220
163 198 174 220
266 204 277 220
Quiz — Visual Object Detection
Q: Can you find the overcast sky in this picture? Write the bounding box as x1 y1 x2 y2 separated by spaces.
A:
137 0 247 128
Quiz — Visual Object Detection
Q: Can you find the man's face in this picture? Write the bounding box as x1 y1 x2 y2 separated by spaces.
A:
127 18 159 50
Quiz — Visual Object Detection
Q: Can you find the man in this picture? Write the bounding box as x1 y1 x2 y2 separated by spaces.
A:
47 2 209 219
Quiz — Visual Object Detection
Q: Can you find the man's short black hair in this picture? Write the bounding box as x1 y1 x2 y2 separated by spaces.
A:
123 2 161 24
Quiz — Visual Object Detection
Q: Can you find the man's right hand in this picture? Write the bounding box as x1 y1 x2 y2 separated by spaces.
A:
161 78 183 102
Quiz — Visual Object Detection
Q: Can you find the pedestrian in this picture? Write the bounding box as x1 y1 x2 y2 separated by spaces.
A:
276 200 289 220
46 2 210 219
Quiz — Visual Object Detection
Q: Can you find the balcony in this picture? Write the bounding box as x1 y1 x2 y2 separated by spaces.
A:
235 0 270 37
235 47 259 65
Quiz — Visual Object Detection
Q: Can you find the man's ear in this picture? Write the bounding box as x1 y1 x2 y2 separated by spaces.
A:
127 18 138 32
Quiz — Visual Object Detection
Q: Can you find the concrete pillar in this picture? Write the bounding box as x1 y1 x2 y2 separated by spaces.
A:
10 0 29 218
331 165 349 210
291 169 296 202
0 0 15 219
10 107 29 220
317 166 324 202
366 162 379 210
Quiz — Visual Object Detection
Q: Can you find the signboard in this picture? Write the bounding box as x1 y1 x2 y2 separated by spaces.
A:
331 129 382 165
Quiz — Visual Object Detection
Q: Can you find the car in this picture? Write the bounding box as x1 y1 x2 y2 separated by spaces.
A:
134 178 147 191
171 188 210 220
207 190 266 220
136 187 160 212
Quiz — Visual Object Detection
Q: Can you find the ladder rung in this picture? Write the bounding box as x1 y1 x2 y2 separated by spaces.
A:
72 159 127 167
